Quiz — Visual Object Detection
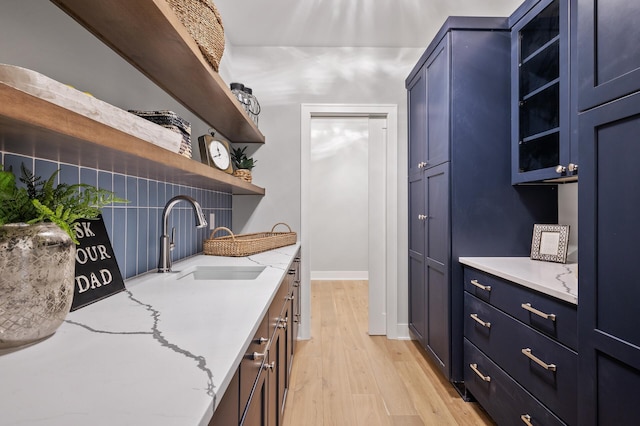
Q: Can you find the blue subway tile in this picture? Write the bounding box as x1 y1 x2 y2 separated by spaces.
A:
157 181 166 206
35 159 60 185
137 209 149 275
138 179 149 208
125 208 138 278
98 171 113 192
112 208 126 278
148 180 158 208
126 176 138 207
101 208 114 241
113 174 126 201
59 163 79 186
80 167 97 187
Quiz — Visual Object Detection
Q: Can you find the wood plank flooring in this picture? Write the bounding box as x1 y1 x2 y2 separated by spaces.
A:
283 280 494 426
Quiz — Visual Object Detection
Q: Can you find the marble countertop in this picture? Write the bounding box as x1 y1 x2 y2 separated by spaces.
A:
459 257 578 305
0 244 300 426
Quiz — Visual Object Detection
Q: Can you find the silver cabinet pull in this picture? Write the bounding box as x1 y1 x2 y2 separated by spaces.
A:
470 313 491 328
470 279 491 292
521 414 534 426
469 363 491 382
555 165 566 174
258 337 268 345
521 348 556 371
568 163 578 173
252 351 266 360
263 361 275 371
418 214 428 220
521 303 556 321
417 161 428 169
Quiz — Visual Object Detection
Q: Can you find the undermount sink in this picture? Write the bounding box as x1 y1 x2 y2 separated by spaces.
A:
178 265 266 281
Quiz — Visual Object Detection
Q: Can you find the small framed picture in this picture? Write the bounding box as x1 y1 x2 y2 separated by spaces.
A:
530 224 570 264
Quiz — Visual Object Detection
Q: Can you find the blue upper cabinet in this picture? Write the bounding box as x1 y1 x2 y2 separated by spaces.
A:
577 0 640 111
511 0 577 184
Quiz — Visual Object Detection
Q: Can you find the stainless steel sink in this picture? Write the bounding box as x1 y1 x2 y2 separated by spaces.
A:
177 265 266 281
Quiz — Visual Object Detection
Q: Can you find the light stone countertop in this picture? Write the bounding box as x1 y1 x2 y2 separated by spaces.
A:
0 244 300 426
459 257 578 305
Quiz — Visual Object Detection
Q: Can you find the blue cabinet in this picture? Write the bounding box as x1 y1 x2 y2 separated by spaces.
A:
576 1 640 423
577 90 640 426
511 0 577 184
576 0 640 111
463 266 577 425
406 17 557 384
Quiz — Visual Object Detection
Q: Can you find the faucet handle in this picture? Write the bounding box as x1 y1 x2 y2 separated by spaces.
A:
170 227 176 251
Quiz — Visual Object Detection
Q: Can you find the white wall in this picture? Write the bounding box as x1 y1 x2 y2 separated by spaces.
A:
558 183 578 262
310 117 369 275
225 46 423 327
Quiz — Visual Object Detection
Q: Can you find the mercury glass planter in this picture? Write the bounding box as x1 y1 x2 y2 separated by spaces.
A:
0 223 76 349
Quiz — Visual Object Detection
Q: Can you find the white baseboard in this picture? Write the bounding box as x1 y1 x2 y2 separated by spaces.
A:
395 323 411 340
310 271 369 280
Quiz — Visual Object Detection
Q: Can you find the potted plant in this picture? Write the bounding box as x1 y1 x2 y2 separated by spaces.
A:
231 146 257 183
0 164 125 349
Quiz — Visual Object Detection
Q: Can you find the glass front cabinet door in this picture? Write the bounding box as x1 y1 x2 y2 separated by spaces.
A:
511 0 576 184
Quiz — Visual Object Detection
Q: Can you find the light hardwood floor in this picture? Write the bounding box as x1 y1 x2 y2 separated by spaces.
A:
282 280 494 426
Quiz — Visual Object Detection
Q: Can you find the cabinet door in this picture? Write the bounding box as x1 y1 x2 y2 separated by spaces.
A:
578 92 640 425
424 36 450 169
408 173 426 343
576 0 640 110
241 365 268 426
209 369 240 426
512 0 573 183
241 316 269 419
424 163 450 371
408 67 427 177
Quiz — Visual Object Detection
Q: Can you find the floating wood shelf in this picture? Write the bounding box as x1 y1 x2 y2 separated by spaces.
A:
0 84 265 195
51 0 265 145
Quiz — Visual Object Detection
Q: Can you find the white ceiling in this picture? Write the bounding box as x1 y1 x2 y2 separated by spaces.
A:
214 0 524 48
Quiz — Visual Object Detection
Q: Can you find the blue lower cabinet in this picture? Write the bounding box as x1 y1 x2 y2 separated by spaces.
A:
463 267 577 425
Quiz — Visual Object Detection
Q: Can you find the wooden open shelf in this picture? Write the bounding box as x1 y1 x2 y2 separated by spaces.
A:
51 0 265 144
0 83 265 195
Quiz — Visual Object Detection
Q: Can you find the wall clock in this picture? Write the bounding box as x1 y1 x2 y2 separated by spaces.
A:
198 134 233 174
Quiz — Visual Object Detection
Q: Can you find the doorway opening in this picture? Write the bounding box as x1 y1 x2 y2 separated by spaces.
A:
300 104 398 339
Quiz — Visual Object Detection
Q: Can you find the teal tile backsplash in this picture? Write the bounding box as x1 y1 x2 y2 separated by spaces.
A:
1 151 232 279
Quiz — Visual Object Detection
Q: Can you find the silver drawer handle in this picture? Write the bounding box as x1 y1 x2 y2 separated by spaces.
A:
521 414 533 426
252 351 266 360
469 313 491 328
470 279 491 292
521 303 556 321
469 363 491 382
521 348 556 371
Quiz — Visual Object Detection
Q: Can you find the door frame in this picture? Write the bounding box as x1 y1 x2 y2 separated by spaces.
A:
300 104 399 338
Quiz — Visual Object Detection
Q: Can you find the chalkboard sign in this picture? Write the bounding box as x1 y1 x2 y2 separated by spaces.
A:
71 215 126 311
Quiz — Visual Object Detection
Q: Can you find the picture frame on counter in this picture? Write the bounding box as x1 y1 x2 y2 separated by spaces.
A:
530 224 570 264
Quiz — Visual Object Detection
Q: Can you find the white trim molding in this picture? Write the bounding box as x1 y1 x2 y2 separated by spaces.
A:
300 103 399 340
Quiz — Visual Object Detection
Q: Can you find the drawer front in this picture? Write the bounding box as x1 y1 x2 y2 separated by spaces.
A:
464 267 577 350
465 292 577 425
464 339 566 426
240 315 269 417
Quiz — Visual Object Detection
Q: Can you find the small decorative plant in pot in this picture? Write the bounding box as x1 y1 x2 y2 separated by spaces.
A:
0 164 125 349
231 146 257 183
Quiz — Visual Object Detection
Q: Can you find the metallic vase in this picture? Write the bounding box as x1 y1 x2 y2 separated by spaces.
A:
0 223 76 349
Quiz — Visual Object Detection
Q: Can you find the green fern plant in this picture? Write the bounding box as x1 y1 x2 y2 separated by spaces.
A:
0 164 127 244
230 146 257 171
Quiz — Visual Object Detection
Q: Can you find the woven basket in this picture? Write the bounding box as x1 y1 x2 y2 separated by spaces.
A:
233 169 252 183
166 0 225 71
204 223 297 257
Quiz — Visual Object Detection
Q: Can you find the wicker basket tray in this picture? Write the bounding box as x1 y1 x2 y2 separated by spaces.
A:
204 223 297 257
166 0 225 71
